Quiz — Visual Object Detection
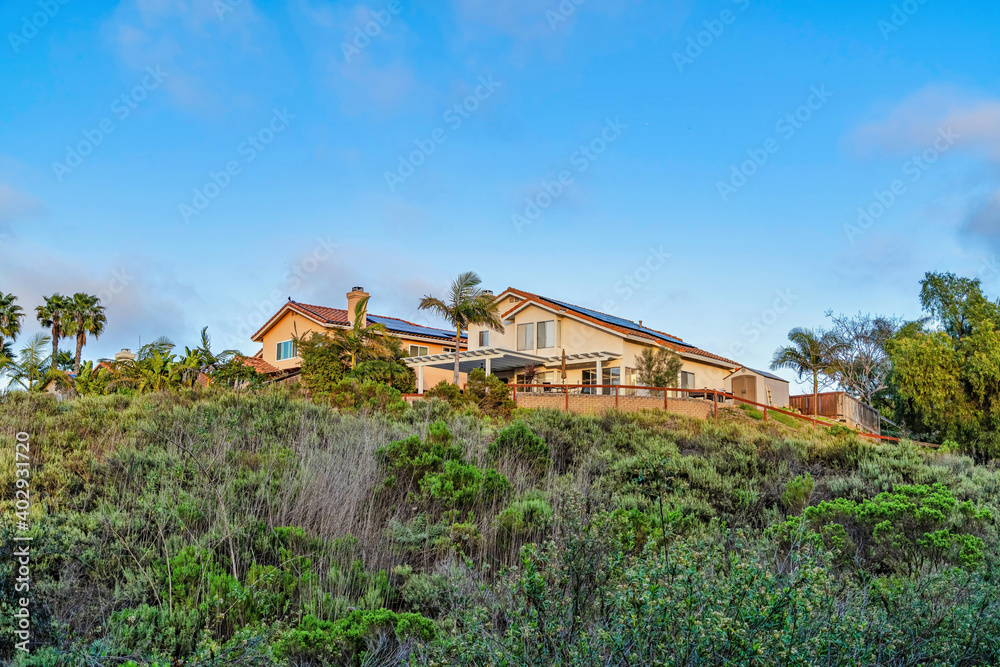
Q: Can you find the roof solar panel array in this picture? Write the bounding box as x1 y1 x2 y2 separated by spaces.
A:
368 315 465 341
545 298 693 348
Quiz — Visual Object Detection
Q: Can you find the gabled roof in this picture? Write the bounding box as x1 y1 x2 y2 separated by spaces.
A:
250 300 465 344
497 287 739 367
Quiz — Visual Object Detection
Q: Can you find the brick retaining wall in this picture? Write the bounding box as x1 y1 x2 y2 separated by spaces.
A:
515 393 714 419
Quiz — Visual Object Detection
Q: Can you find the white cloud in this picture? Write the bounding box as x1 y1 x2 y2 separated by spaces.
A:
852 85 1000 160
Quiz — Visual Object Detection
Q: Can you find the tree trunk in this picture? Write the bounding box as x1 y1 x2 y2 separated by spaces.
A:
453 326 461 386
51 325 59 369
813 371 819 417
74 331 85 374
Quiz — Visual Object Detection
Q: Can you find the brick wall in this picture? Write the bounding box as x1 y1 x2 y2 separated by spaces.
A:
515 393 714 420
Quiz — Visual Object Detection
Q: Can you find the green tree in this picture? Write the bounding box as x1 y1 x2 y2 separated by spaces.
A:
634 346 684 389
771 327 840 415
8 333 52 390
419 271 505 385
333 296 391 369
36 293 70 367
0 291 24 350
64 292 107 374
887 272 1000 455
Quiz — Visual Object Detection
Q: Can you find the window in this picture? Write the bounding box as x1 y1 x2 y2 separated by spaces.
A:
537 320 556 349
516 323 535 351
478 330 489 347
409 345 429 357
275 340 297 361
443 346 455 353
623 368 637 386
680 371 695 389
602 367 621 386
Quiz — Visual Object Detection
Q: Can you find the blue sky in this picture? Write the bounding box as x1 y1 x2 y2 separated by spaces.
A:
2 0 999 390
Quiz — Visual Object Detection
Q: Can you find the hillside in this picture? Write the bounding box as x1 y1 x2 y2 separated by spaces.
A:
2 389 999 666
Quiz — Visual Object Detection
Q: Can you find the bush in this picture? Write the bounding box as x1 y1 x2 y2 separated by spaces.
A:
488 420 550 471
424 380 465 407
276 609 435 665
795 482 992 574
465 369 515 419
326 378 407 414
350 359 416 394
781 474 814 514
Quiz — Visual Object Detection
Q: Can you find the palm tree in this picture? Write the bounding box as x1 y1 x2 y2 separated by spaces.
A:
0 292 24 348
8 333 51 391
64 293 107 374
109 337 180 393
36 294 69 367
770 327 841 416
332 297 391 369
419 271 505 385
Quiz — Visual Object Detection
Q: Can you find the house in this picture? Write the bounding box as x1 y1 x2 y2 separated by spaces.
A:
725 367 790 408
249 287 467 391
404 287 739 395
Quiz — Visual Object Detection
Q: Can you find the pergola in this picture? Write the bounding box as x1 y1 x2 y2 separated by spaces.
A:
403 347 621 393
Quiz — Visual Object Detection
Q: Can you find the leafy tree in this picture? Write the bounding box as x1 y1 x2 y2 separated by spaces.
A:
826 312 903 406
634 346 684 388
36 293 70 366
64 292 107 374
211 357 269 390
419 271 505 384
465 368 515 418
919 271 1000 341
771 327 841 415
109 337 182 393
887 272 1000 455
298 331 348 396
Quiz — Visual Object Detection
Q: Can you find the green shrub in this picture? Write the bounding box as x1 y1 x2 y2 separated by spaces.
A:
781 474 814 515
796 482 992 573
350 359 417 394
488 420 550 471
465 369 514 419
276 609 435 665
424 380 465 407
496 496 553 535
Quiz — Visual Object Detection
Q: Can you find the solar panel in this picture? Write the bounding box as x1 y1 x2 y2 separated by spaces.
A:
545 298 694 348
368 315 464 341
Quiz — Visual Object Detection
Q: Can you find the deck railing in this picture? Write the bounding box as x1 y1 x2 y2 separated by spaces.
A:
507 383 932 447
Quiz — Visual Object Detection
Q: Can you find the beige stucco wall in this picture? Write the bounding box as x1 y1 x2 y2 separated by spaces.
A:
468 300 734 391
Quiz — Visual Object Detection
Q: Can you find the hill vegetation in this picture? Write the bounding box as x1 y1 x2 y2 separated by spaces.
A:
2 388 999 665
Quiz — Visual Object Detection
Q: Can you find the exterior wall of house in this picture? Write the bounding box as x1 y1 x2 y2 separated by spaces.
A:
258 309 465 390
469 300 734 391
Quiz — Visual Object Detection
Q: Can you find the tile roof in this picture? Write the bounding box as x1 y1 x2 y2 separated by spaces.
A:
500 287 739 367
238 355 280 375
252 301 465 343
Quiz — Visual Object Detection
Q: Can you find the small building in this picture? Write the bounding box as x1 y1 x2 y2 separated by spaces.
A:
724 367 790 408
789 391 880 434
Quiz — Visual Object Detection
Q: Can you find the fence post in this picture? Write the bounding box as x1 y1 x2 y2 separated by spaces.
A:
764 406 768 422
713 391 718 420
565 385 569 412
513 386 517 408
664 388 668 410
615 385 619 408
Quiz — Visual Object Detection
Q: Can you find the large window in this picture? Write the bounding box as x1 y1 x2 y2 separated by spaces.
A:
275 340 297 361
409 345 429 357
478 330 489 347
516 323 534 351
680 371 695 389
537 320 556 349
602 367 621 386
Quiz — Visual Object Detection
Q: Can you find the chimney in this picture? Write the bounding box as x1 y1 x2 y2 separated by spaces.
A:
346 286 369 326
115 348 136 362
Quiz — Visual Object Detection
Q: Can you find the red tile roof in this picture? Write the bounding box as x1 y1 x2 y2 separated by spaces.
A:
251 300 462 344
238 355 280 375
500 287 738 367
